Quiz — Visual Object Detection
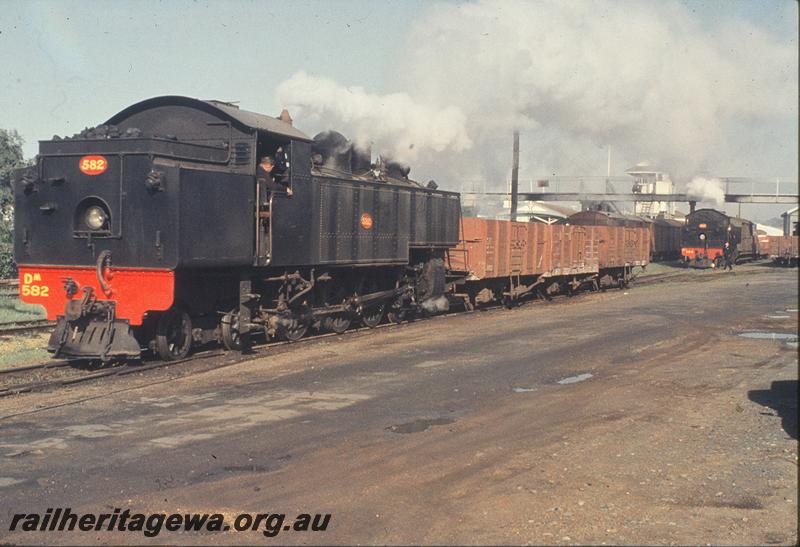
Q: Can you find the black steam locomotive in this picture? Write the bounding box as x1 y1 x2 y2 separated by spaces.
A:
680 208 759 268
14 96 461 361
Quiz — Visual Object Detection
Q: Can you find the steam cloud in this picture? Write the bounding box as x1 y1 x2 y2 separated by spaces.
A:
276 72 472 164
276 0 797 188
686 176 725 205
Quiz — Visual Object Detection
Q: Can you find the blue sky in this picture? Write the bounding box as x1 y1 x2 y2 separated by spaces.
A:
2 0 438 156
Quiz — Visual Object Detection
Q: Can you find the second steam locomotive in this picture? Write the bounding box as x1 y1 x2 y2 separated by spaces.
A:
680 208 759 268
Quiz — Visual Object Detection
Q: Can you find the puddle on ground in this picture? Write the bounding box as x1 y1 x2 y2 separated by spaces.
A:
738 331 798 350
386 417 454 434
0 477 25 488
512 387 536 393
557 373 594 385
786 308 798 313
223 465 271 474
766 315 791 319
415 360 447 369
738 332 797 340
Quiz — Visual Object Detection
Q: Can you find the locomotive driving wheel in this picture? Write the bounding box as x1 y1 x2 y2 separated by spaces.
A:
283 320 308 342
386 306 406 324
322 313 351 334
155 308 193 361
281 307 310 342
360 304 384 328
358 278 384 328
320 284 352 334
220 310 242 351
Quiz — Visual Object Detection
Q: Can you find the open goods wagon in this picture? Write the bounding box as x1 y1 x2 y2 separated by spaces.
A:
449 217 650 307
562 210 680 262
764 236 799 266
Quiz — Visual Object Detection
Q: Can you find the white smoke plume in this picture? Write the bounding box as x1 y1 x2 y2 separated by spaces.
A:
276 0 797 188
686 176 725 205
276 71 471 164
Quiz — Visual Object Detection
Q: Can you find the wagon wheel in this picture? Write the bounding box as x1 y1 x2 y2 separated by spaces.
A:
220 310 242 351
360 304 384 328
322 314 351 334
155 308 193 361
463 295 476 312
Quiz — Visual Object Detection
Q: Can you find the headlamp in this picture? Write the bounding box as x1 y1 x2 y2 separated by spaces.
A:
85 206 108 230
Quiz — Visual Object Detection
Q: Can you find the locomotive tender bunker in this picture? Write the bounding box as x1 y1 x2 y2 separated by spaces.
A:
14 96 461 361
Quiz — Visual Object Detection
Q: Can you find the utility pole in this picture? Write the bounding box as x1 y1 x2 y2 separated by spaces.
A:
510 130 519 221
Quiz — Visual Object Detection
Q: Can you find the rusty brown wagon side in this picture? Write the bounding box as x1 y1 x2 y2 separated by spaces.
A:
561 210 660 262
765 235 799 266
450 216 649 308
758 234 772 257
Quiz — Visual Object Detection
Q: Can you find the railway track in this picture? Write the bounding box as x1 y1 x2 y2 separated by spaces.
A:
0 320 54 336
0 349 224 398
0 266 770 399
0 319 408 399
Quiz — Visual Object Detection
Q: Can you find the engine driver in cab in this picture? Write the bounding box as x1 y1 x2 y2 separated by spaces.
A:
258 152 292 197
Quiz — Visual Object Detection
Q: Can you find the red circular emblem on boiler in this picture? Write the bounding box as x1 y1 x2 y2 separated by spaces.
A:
360 213 373 230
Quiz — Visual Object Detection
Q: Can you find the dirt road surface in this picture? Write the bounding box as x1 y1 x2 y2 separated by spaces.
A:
0 267 797 545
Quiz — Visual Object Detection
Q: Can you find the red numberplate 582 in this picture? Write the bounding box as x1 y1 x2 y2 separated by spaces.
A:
79 155 108 175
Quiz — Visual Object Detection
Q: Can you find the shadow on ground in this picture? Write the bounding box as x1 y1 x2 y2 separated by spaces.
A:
748 380 798 440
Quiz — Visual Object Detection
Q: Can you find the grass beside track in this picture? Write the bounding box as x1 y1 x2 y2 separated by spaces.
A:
0 333 51 370
0 284 46 326
0 282 50 370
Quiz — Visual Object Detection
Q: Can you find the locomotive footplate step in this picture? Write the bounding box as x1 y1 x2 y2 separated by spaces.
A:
47 316 141 361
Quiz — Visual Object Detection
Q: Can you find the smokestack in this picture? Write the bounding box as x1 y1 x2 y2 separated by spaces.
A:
279 109 293 126
510 130 519 221
689 201 696 214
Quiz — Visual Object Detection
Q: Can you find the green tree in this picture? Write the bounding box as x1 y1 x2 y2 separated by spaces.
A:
0 129 28 278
